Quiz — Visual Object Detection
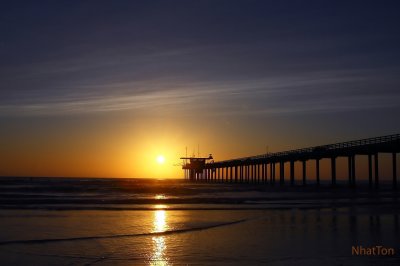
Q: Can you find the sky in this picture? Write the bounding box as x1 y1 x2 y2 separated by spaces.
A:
1 0 400 178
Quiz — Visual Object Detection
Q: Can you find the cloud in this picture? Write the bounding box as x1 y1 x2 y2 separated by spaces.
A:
1 69 399 117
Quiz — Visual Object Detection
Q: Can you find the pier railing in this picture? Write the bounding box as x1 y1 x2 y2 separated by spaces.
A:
217 133 400 163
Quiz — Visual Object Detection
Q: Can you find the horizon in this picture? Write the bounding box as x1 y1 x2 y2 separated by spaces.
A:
1 132 399 181
1 1 400 179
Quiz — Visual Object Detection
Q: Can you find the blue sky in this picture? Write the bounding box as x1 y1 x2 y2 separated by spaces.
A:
1 1 399 115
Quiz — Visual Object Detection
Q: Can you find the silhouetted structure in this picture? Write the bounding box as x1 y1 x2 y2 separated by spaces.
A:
180 154 213 181
182 134 400 189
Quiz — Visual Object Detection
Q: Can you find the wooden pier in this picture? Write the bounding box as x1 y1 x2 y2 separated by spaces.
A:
182 134 400 189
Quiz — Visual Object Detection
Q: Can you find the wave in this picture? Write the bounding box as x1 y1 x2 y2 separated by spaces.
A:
0 219 248 246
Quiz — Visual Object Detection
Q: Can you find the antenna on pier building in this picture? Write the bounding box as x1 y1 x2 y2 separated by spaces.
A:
180 145 213 181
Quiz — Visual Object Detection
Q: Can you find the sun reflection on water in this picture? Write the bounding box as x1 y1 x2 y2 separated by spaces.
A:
155 194 166 200
150 209 170 265
154 210 167 233
154 204 167 210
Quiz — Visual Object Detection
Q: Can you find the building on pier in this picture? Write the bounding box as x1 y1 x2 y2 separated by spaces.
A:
180 154 213 180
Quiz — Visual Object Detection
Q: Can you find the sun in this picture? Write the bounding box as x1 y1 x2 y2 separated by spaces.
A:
156 155 165 165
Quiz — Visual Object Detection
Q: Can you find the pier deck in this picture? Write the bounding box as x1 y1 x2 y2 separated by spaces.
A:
182 134 400 189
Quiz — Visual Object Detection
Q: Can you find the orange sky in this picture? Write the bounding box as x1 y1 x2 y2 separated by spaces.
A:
0 112 277 178
0 111 398 180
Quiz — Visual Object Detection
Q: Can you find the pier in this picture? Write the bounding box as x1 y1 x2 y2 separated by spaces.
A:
182 134 400 189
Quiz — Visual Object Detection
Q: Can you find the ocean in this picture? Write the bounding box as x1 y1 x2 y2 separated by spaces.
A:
0 177 399 265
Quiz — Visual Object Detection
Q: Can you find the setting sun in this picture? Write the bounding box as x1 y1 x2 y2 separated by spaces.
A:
156 155 165 165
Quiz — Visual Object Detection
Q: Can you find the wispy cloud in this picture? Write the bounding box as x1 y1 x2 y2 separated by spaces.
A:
1 69 399 116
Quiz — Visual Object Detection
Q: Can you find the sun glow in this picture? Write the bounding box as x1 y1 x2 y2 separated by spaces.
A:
156 155 165 164
131 135 185 178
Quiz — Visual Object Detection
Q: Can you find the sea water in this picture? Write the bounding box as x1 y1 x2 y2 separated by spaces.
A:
0 177 399 265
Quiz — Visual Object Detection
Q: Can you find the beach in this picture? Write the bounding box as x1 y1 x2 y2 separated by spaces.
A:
0 178 399 265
